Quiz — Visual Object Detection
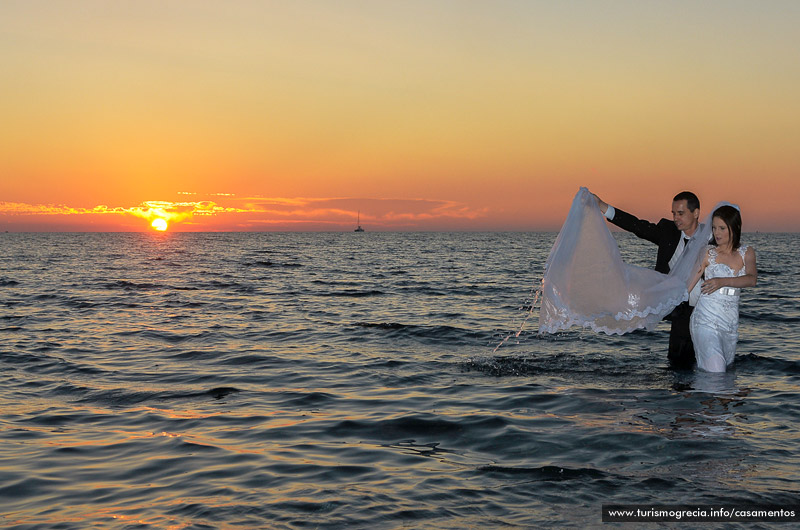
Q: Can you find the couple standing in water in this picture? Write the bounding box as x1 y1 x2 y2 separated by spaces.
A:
594 191 757 372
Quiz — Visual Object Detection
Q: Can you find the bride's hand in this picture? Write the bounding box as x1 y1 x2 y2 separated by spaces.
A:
700 278 725 294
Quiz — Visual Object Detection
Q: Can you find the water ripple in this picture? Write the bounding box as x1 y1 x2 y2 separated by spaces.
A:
0 232 797 528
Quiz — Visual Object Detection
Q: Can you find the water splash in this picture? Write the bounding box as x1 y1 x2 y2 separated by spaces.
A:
492 279 542 352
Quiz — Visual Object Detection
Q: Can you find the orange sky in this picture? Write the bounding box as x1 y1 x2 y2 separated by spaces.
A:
2 1 799 232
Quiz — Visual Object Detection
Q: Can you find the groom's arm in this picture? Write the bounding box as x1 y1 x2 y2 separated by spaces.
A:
608 207 663 246
592 194 664 246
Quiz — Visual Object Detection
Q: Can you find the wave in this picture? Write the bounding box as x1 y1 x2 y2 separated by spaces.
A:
278 390 337 408
353 321 482 344
741 311 800 323
111 329 227 344
0 349 107 377
322 289 387 297
463 351 633 378
736 353 800 375
242 260 303 268
397 285 449 296
98 279 257 295
325 413 509 442
32 293 60 301
101 280 163 291
354 322 406 330
173 386 241 400
311 279 361 287
72 386 244 406
477 464 607 481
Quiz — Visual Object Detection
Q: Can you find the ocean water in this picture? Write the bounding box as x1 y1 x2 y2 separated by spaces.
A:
1 231 798 529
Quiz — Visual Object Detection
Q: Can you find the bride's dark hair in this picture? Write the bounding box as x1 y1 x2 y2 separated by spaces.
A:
711 205 742 249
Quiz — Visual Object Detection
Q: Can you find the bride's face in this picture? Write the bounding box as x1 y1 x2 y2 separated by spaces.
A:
712 217 731 248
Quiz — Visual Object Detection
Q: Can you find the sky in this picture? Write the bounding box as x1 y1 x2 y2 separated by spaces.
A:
1 0 798 232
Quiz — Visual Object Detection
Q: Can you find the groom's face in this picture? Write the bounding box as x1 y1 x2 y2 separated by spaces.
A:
672 199 700 234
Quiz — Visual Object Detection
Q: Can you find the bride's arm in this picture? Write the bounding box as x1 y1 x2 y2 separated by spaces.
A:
740 246 758 287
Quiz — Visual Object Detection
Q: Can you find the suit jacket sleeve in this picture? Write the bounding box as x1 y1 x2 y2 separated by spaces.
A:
610 207 680 274
608 207 665 246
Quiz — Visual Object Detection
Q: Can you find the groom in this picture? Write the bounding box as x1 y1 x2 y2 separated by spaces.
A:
593 191 702 369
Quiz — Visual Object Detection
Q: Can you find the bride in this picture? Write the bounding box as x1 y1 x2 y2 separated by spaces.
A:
688 205 757 372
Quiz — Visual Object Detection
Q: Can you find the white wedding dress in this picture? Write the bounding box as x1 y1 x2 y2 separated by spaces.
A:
690 246 749 372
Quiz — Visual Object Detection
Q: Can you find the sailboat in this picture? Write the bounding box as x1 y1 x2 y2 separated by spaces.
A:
354 211 365 232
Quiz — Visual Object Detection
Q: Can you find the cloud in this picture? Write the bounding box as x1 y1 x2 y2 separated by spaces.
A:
0 202 129 215
227 197 487 223
0 195 487 230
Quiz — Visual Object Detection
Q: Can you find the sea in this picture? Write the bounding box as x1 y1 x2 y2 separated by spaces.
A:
1 231 798 529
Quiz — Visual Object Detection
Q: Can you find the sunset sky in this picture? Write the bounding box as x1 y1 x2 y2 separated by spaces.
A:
2 1 798 232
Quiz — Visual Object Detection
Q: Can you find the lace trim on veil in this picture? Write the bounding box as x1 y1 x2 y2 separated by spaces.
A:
539 293 689 336
539 188 727 336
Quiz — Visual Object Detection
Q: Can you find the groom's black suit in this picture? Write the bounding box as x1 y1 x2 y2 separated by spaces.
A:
609 207 696 368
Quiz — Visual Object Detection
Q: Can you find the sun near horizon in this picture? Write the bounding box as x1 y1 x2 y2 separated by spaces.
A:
1 2 799 233
151 218 168 232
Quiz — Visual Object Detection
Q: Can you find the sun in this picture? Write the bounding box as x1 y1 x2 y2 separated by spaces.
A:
151 218 168 231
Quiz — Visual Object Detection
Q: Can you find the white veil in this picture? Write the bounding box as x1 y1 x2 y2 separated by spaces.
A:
538 187 717 335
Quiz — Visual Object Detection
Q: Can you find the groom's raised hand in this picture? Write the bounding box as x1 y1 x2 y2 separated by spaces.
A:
592 193 609 215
